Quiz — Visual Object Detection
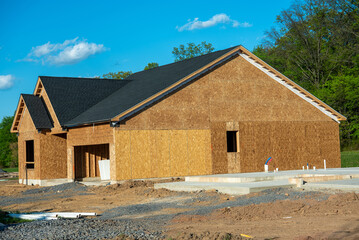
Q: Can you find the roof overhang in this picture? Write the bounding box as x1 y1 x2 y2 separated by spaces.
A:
11 95 25 133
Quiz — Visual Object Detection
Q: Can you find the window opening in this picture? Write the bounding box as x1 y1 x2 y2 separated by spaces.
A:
26 140 34 169
227 131 238 152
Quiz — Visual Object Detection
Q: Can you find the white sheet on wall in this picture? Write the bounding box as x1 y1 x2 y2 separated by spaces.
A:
98 159 110 180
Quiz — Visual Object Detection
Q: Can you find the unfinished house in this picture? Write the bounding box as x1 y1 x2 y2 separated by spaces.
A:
11 46 346 185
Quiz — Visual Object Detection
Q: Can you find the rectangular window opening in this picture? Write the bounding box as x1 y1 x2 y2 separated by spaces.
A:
26 163 34 169
26 140 34 169
227 131 239 152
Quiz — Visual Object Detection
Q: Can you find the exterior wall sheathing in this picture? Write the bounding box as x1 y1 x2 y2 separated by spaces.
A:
17 53 342 183
18 107 67 182
114 55 340 178
18 108 40 181
115 129 212 180
66 123 114 180
238 121 340 172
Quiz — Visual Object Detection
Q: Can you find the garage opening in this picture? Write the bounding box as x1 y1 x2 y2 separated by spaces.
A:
74 144 109 180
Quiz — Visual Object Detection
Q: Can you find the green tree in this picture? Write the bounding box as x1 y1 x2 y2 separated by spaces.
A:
255 0 359 89
172 41 214 62
254 0 359 149
102 71 133 79
144 62 159 70
0 116 17 168
314 75 359 149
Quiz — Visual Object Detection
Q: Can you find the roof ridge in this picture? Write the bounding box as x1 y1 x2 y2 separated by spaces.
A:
125 46 240 79
39 76 132 82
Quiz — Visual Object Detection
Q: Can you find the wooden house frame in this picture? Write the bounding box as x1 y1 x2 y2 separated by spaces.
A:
11 46 346 186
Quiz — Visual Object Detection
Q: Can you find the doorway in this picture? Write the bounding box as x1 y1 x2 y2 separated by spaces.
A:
74 144 109 179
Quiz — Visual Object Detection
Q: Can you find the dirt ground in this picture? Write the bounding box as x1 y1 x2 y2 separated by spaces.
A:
1 179 359 239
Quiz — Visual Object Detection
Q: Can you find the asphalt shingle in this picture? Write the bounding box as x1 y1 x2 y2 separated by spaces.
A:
39 77 131 125
64 46 238 126
22 94 53 129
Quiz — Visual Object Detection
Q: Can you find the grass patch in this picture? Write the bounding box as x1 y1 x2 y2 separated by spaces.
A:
341 151 359 168
0 210 32 224
2 168 18 173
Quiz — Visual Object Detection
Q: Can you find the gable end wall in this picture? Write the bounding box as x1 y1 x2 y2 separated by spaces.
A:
115 55 340 176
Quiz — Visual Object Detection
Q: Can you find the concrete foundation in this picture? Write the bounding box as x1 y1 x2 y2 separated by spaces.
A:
155 168 359 195
19 178 73 186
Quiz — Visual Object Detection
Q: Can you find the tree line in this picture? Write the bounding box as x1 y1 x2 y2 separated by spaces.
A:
253 0 359 150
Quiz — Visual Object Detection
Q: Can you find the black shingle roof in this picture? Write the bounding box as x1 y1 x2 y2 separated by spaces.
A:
64 46 238 126
21 94 53 129
39 77 130 125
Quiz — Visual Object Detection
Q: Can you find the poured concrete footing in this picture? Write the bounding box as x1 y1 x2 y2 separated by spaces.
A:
155 180 293 195
155 168 359 195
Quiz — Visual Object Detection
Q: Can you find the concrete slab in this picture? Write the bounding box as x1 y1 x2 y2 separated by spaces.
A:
156 168 359 195
303 178 359 192
79 181 110 186
185 168 359 183
155 180 294 195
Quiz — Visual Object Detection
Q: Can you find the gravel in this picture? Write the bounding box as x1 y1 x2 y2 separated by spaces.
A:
22 182 88 195
0 183 331 239
101 187 329 221
0 219 164 240
0 182 90 207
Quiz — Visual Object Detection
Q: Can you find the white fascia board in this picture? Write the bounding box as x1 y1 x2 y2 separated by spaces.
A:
239 53 340 123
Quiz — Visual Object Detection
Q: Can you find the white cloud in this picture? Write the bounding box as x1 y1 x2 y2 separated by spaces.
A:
21 38 107 65
0 74 14 89
176 13 252 32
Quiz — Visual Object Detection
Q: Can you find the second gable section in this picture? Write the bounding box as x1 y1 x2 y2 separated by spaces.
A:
118 54 334 130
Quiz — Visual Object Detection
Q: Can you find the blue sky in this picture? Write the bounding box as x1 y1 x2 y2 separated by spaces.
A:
0 0 293 121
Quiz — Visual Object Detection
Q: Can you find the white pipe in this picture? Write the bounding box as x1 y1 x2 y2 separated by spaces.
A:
9 212 96 221
313 166 316 171
55 213 80 219
9 214 57 221
78 212 97 217
302 166 305 171
324 160 326 170
264 164 268 173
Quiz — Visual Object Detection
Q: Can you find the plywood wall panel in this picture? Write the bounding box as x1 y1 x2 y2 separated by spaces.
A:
131 130 152 179
210 122 227 174
67 123 113 147
39 133 67 179
17 108 41 180
238 121 341 173
187 130 212 175
151 130 170 177
115 130 131 180
169 130 188 176
114 129 211 180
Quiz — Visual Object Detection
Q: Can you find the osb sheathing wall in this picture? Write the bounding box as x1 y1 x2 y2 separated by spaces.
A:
17 106 67 180
39 133 67 179
117 54 340 174
18 108 40 180
115 129 211 180
67 123 114 179
238 121 340 172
